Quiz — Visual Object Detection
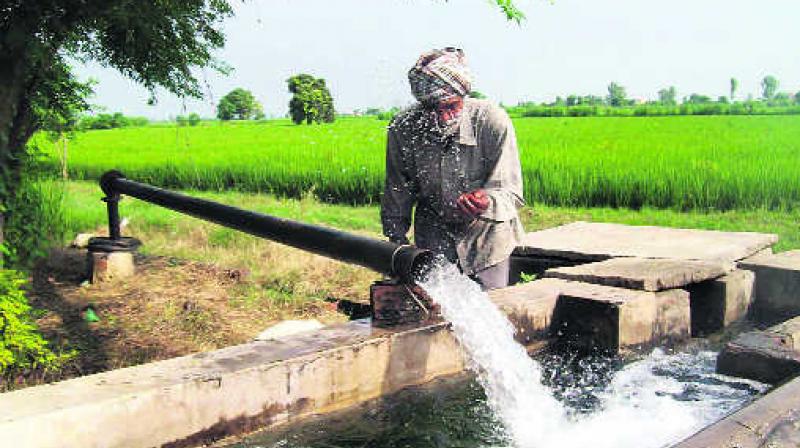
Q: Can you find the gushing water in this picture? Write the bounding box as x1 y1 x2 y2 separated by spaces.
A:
418 261 767 448
418 261 564 446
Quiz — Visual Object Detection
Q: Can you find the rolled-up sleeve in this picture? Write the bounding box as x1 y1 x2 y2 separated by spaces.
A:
479 109 524 222
381 127 415 244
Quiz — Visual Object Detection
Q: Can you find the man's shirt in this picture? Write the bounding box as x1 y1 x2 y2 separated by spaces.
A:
381 97 525 274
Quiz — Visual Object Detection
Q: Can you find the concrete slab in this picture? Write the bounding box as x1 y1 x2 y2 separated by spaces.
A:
547 279 691 352
515 221 777 263
507 255 580 285
717 316 800 384
687 269 755 336
489 279 561 344
675 375 800 448
544 257 732 291
739 250 800 325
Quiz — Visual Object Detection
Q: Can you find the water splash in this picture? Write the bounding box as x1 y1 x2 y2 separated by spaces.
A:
418 261 564 446
418 261 767 448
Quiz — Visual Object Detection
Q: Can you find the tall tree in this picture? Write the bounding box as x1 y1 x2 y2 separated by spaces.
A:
730 78 739 102
217 88 263 121
0 0 520 247
657 86 677 105
606 82 628 107
0 1 233 225
761 75 779 100
287 74 335 125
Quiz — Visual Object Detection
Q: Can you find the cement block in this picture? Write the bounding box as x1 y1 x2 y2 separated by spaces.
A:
88 251 135 283
489 279 562 345
516 221 777 263
717 329 800 384
549 279 691 352
738 250 800 325
675 376 800 448
687 269 755 336
544 257 732 291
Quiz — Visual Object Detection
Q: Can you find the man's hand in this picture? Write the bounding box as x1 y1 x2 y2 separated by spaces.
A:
457 189 490 219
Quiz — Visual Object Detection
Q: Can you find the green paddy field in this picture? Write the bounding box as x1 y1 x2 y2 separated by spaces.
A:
43 114 800 211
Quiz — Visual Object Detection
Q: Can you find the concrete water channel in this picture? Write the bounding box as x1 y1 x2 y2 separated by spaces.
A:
2 221 800 447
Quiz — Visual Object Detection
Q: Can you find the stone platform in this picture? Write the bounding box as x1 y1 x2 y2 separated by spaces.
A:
513 223 777 340
544 257 733 291
515 222 777 263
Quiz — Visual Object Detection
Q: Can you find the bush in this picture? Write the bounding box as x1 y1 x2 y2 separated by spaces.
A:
0 268 66 376
187 113 202 126
4 180 66 268
78 112 148 130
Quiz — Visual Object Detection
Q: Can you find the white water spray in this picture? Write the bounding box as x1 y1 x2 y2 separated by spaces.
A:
419 262 767 448
419 261 564 446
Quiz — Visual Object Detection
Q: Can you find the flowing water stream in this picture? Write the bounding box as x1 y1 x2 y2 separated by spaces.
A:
229 261 767 448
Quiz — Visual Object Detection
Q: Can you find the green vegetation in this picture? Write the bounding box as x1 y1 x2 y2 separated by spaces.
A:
78 112 149 131
4 179 68 267
509 101 800 118
0 268 70 378
287 74 336 125
217 88 264 121
45 115 800 211
57 180 800 253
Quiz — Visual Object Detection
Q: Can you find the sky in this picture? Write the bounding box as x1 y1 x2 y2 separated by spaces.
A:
74 0 800 119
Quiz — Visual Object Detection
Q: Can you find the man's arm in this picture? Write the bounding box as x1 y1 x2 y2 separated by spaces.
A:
479 106 525 222
380 127 415 244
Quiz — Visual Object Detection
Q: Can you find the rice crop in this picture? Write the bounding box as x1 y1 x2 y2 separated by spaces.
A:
41 115 800 210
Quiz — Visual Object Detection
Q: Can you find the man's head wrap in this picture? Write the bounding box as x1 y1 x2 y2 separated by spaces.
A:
408 48 473 105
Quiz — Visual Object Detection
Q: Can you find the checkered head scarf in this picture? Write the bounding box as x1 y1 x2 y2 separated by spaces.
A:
408 48 473 105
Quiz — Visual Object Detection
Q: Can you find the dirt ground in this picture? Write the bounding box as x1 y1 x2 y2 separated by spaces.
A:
10 247 364 390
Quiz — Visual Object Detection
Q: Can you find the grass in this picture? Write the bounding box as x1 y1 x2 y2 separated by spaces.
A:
60 180 800 255
39 114 800 210
16 180 798 389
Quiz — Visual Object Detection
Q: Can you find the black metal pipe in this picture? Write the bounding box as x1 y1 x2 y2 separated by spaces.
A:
99 171 433 282
103 193 121 240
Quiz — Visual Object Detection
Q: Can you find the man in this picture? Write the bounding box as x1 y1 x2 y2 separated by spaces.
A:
381 47 525 290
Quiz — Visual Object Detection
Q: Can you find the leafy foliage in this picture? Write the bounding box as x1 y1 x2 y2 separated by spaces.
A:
657 87 677 105
287 74 335 125
0 0 233 205
217 88 263 121
761 75 779 100
4 179 67 268
0 268 66 375
606 82 629 107
78 112 149 130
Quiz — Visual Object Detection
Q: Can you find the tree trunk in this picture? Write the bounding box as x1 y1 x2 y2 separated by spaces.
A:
60 136 68 180
0 52 38 254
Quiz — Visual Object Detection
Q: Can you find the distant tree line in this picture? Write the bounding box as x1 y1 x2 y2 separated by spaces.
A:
509 75 800 118
176 113 202 126
78 112 149 130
